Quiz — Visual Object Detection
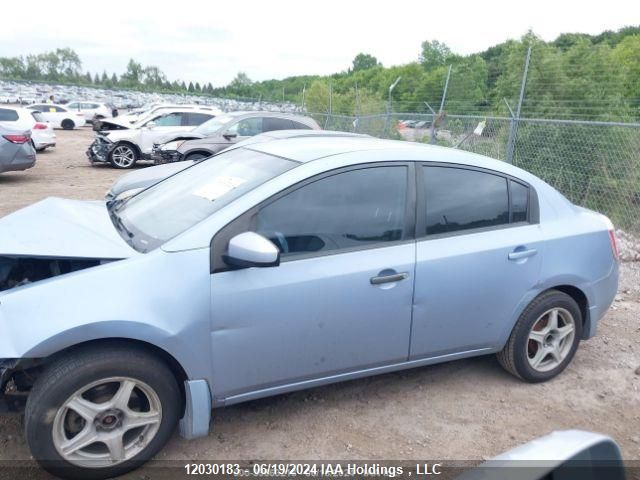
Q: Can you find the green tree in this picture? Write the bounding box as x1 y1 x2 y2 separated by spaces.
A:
351 53 381 72
419 40 453 69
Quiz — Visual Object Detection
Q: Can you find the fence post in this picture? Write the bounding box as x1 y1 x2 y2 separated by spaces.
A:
439 65 452 114
506 45 532 164
324 81 332 129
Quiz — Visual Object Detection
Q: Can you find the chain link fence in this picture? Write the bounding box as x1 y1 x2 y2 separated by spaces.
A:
305 111 640 234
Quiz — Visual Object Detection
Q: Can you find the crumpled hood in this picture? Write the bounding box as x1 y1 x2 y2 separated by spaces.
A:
98 118 133 129
0 198 137 259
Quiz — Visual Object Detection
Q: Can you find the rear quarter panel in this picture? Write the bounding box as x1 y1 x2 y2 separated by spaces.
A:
537 207 618 338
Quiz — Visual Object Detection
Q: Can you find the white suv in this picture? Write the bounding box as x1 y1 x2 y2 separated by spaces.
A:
65 101 118 123
87 107 219 168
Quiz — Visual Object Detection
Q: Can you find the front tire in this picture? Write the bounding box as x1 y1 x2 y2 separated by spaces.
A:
25 346 181 480
109 144 138 169
497 290 582 382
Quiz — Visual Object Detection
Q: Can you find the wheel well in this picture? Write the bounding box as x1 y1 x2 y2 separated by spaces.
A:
547 285 589 332
185 151 211 160
18 338 188 414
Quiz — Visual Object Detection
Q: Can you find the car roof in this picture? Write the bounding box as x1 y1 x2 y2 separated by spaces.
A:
244 135 522 174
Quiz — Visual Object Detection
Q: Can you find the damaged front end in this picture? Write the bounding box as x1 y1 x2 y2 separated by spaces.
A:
0 256 113 293
86 134 115 164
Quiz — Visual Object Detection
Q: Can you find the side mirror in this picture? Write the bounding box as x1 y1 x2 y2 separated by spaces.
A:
223 132 237 140
456 430 625 480
223 232 280 269
146 121 156 129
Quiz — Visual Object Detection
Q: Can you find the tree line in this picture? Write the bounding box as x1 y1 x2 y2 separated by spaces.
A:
1 26 638 120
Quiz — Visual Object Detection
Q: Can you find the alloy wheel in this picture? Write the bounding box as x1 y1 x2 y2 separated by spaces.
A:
52 377 162 468
526 307 576 372
111 146 136 168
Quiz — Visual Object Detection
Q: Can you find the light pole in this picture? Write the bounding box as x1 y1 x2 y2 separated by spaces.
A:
388 76 402 113
385 76 402 136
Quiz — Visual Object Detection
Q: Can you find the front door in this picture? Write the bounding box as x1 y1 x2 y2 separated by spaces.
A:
209 164 416 399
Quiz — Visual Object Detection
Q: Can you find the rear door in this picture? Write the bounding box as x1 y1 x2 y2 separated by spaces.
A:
410 164 543 359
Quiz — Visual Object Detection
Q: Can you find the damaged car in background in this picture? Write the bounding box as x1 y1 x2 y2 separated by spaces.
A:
0 137 619 479
151 111 320 164
86 106 220 169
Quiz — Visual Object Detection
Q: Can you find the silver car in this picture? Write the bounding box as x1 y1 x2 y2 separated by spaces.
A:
0 125 36 173
152 111 321 163
0 137 619 479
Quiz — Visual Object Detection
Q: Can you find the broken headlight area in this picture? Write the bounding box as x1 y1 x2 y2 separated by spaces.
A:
0 256 113 292
87 135 114 163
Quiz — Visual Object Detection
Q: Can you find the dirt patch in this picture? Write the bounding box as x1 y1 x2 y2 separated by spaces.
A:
0 129 638 470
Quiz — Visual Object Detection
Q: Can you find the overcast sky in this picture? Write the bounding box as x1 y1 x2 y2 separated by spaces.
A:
2 0 638 87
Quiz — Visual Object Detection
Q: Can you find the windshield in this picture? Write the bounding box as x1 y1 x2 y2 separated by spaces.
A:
193 114 235 136
113 148 296 252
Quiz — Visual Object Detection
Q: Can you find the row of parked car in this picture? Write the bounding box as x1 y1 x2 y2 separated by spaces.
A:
86 104 321 169
0 101 120 174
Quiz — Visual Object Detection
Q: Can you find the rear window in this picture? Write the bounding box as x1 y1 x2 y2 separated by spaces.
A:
0 108 19 121
185 112 213 126
263 117 294 132
31 112 46 122
291 121 312 130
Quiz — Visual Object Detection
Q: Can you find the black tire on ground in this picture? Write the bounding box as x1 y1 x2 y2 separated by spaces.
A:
61 119 75 130
25 345 181 480
497 289 582 383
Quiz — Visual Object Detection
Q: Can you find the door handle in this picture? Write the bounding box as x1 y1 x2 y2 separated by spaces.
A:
370 272 409 285
508 248 538 261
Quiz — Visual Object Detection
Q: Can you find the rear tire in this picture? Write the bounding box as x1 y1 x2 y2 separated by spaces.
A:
497 290 582 382
25 345 181 480
61 119 75 130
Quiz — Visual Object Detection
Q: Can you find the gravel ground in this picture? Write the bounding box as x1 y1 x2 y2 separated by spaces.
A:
0 129 638 475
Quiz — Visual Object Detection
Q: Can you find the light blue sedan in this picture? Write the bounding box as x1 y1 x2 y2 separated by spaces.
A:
0 137 619 478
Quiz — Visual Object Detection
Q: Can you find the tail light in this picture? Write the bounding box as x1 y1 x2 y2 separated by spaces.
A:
76 113 84 116
3 134 30 144
33 123 48 130
608 229 619 261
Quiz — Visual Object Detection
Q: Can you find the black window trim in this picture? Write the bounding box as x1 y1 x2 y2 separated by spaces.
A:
210 161 417 274
416 162 539 241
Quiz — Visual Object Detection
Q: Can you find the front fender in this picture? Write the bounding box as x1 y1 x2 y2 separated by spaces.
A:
0 248 212 383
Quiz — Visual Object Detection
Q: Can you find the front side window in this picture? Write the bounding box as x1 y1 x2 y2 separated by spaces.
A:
255 166 408 257
228 117 263 137
114 148 296 252
67 102 79 109
424 166 509 235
